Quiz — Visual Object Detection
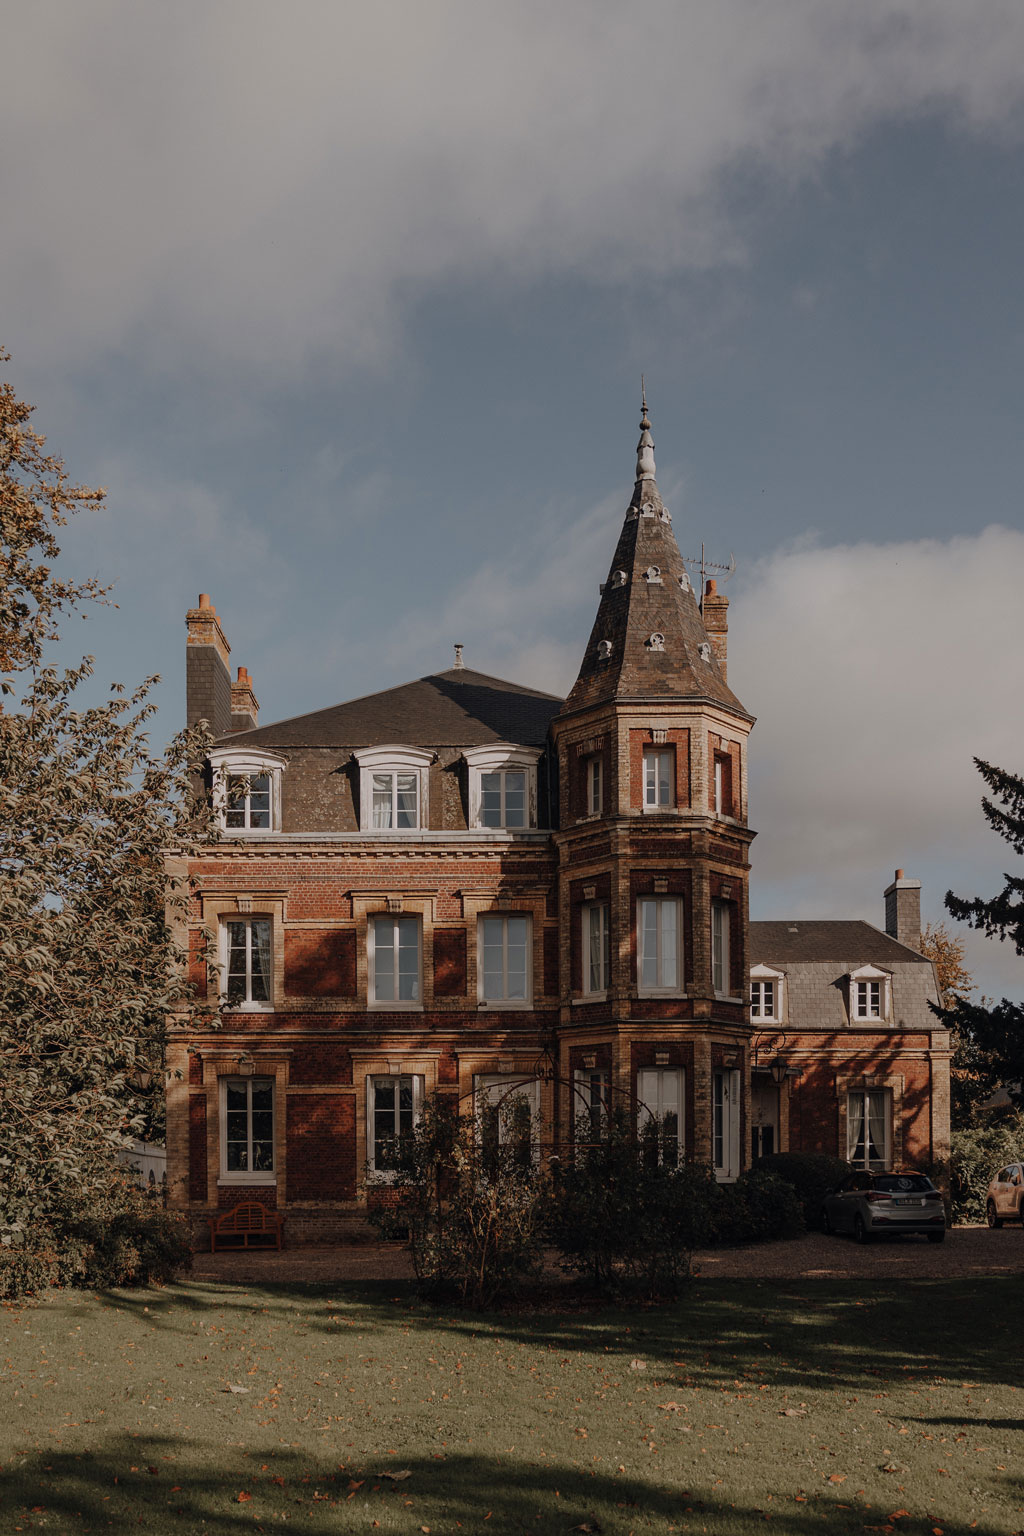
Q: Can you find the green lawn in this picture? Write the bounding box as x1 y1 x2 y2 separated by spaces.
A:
1 1277 1021 1535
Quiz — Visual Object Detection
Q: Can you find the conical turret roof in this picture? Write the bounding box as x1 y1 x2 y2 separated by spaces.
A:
562 402 750 719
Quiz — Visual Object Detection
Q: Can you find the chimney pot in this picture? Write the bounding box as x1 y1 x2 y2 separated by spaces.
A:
198 593 212 610
706 578 717 596
895 868 904 880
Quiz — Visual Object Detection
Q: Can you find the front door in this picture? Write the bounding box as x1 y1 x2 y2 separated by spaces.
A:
751 1077 779 1161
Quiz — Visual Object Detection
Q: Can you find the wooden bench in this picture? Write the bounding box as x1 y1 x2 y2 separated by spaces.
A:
210 1202 284 1253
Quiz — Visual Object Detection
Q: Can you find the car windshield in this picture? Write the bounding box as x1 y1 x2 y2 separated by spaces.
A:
872 1174 933 1193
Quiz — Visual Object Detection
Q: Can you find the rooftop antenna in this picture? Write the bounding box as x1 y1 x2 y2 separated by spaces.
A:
681 545 736 612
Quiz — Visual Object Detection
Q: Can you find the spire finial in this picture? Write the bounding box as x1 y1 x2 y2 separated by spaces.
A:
635 378 656 481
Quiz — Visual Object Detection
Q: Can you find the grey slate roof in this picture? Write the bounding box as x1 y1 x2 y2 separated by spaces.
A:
749 921 933 967
562 419 750 719
217 667 563 750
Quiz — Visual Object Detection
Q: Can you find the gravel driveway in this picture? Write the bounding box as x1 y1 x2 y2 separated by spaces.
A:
188 1225 1024 1287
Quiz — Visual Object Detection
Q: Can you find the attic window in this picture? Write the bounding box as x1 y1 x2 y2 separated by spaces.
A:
647 633 665 652
354 745 433 833
598 640 613 659
640 501 655 518
612 570 629 587
463 744 542 831
644 566 663 585
698 641 711 662
678 571 692 593
209 747 287 834
849 965 892 1023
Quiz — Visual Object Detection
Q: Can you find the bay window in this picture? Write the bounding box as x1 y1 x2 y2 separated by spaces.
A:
637 1067 684 1165
643 748 674 810
584 902 610 994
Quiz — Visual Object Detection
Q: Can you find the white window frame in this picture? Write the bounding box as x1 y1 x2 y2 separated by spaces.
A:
637 1067 685 1164
463 744 541 831
849 965 891 1022
474 1074 542 1163
477 913 533 1008
750 964 784 1022
368 914 423 1008
366 1073 424 1175
219 1075 276 1184
712 899 733 997
583 902 610 995
642 747 674 810
712 1068 741 1181
586 754 603 816
210 748 287 834
354 745 433 833
221 916 274 1012
847 1088 892 1170
637 896 684 995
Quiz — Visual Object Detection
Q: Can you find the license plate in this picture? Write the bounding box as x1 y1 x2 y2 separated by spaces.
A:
895 1197 924 1206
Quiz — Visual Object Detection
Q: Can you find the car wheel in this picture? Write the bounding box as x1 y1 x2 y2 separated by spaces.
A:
927 1229 945 1244
853 1214 870 1245
987 1200 1003 1229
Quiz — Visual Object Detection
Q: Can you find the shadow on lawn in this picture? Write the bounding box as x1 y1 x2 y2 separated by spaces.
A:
1 1437 1014 1536
110 1275 1022 1397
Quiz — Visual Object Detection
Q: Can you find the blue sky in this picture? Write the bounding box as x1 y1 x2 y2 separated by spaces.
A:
4 1 1024 993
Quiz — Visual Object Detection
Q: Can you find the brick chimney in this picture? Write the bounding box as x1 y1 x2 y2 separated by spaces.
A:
230 665 259 733
884 868 921 951
702 579 729 680
185 594 232 736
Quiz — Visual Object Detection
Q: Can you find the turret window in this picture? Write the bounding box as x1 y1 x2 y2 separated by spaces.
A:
711 901 732 995
643 749 674 810
583 903 610 994
638 897 683 993
586 755 603 816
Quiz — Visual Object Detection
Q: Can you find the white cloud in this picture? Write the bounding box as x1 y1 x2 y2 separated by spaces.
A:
3 1 1024 374
728 525 1024 994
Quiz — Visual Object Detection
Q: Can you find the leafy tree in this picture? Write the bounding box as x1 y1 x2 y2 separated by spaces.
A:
920 920 999 1125
0 350 215 1272
939 759 1024 1111
0 347 107 677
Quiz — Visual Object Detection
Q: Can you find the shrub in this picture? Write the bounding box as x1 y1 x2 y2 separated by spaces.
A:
366 1093 546 1307
710 1168 804 1246
948 1110 1024 1224
0 1176 191 1299
547 1113 720 1296
752 1152 851 1228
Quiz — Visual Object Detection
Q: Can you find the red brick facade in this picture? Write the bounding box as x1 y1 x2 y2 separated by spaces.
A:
167 411 950 1242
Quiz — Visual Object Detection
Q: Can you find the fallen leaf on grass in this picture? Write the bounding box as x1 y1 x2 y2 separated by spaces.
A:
224 1385 250 1394
888 1511 910 1521
236 1491 252 1503
377 1470 412 1480
827 1474 846 1484
781 1408 807 1417
573 1523 603 1533
630 1360 646 1371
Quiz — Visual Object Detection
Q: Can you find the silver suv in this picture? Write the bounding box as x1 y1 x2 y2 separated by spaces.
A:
985 1163 1024 1227
822 1171 946 1243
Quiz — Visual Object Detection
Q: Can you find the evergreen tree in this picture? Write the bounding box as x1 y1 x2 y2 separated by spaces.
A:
940 758 1024 1110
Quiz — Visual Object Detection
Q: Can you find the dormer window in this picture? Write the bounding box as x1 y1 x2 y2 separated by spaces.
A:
849 965 891 1022
750 964 785 1022
463 745 541 831
354 746 433 832
210 748 287 834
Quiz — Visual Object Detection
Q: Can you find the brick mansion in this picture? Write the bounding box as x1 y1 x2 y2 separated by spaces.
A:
167 403 950 1241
